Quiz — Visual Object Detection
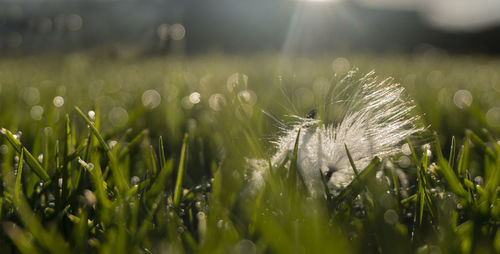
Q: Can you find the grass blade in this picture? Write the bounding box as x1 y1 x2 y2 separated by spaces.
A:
15 149 24 200
1 128 50 182
448 136 456 171
118 129 148 160
75 106 128 192
345 144 359 176
173 133 189 208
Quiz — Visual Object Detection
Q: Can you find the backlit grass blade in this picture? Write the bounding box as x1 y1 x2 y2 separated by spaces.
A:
448 136 456 171
118 129 148 160
466 129 495 158
87 154 112 209
75 106 128 192
333 157 381 205
148 144 158 176
148 158 174 199
14 149 24 200
2 222 42 254
456 134 470 177
434 133 469 201
74 106 110 152
159 136 167 169
173 133 189 208
1 128 50 182
345 144 359 176
289 129 301 193
62 114 71 202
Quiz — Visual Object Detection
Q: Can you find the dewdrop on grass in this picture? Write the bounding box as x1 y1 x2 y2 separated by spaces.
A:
249 70 425 197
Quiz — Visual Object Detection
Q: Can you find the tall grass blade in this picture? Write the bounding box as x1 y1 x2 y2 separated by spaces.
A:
173 133 189 208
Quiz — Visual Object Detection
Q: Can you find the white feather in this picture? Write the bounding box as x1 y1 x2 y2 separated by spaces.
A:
249 70 425 196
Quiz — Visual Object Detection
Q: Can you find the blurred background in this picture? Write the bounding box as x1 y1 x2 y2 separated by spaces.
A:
2 0 500 56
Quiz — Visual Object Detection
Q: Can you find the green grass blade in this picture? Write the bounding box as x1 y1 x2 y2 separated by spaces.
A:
15 149 24 200
289 129 301 189
118 129 148 160
448 136 456 171
1 128 50 182
75 106 128 192
148 158 174 199
62 114 71 202
173 133 189 208
345 144 359 176
434 133 469 200
159 135 166 169
74 106 110 152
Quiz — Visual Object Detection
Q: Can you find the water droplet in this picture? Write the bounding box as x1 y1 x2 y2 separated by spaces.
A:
130 176 140 186
108 140 118 149
88 110 96 121
474 176 484 186
53 96 64 107
195 201 202 209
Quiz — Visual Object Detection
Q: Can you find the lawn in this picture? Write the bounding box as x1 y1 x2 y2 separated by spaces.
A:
0 52 499 253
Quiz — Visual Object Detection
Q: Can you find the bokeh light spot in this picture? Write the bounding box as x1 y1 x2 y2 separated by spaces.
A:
108 107 129 127
22 87 40 105
383 209 399 225
157 24 169 41
453 89 473 109
331 57 350 75
208 93 227 111
486 107 500 127
30 106 44 121
66 14 83 31
169 23 186 40
189 92 201 104
226 73 248 93
142 89 162 109
238 90 257 106
53 96 65 107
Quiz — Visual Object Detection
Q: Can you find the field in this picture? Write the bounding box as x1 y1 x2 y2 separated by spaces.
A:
0 52 500 253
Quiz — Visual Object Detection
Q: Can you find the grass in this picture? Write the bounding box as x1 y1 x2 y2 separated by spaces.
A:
0 52 500 253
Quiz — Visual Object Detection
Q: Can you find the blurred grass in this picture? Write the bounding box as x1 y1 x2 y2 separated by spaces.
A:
0 52 499 253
